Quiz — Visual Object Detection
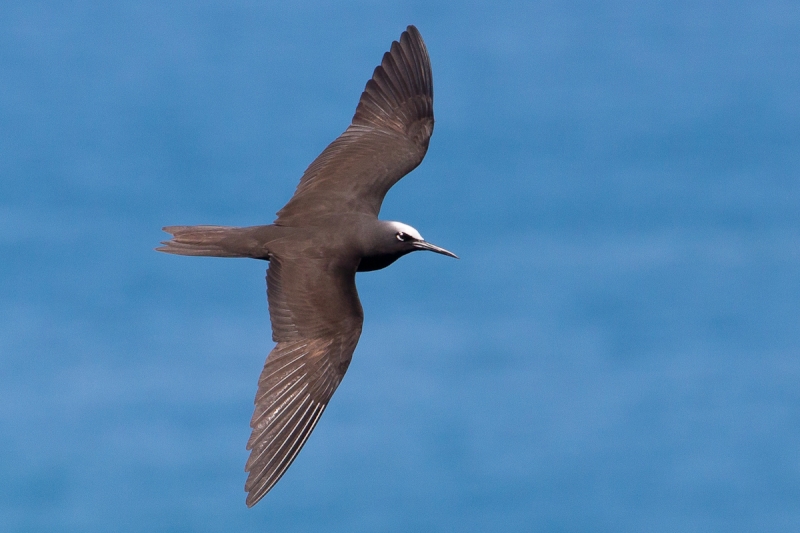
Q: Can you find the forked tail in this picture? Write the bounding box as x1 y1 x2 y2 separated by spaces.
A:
157 225 277 259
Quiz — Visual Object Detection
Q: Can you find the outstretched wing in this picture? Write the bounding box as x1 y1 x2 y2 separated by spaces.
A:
275 25 434 225
244 255 363 507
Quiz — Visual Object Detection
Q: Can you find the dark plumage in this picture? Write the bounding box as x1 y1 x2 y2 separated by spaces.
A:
157 25 456 507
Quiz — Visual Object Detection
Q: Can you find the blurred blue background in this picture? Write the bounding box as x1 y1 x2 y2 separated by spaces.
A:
2 1 799 531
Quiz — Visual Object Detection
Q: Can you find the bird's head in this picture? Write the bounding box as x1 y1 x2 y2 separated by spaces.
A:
384 221 458 259
358 220 458 272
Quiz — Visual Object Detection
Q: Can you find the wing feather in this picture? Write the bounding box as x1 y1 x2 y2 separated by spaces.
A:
244 256 362 507
275 25 434 224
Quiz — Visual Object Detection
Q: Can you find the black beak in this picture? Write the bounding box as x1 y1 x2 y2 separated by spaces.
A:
413 240 459 259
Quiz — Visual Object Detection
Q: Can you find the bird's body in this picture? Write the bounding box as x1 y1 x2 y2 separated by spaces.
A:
157 26 455 507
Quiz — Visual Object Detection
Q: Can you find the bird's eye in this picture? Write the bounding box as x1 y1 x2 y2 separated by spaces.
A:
396 232 407 241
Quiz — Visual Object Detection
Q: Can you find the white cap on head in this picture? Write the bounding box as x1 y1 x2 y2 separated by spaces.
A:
387 221 423 241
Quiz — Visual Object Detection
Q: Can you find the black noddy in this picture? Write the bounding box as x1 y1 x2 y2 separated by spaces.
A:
157 25 455 507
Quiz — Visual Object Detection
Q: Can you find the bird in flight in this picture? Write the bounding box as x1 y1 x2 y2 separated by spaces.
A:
157 25 456 507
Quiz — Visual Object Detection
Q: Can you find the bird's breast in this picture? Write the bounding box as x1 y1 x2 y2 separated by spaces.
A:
357 252 406 272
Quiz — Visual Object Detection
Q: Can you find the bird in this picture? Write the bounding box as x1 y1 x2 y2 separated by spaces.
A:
157 25 456 507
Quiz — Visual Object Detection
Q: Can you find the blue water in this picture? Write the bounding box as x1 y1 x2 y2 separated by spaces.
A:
2 2 799 531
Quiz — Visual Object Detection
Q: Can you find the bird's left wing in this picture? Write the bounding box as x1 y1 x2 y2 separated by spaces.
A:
275 25 433 225
244 255 363 507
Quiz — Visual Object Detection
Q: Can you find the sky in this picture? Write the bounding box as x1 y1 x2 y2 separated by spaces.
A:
1 1 799 532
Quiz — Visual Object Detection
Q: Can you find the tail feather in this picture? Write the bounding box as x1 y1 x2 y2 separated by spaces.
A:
157 225 274 258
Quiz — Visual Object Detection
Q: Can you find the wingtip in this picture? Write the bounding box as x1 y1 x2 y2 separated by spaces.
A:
403 25 424 44
244 483 271 508
245 494 257 508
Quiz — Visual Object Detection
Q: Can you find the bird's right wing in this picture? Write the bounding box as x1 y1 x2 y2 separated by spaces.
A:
275 25 434 225
244 255 363 507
